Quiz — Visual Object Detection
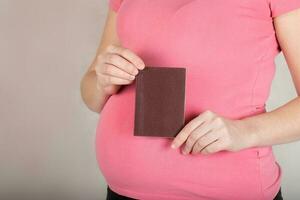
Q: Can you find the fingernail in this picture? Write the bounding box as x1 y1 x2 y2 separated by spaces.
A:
139 64 145 69
171 144 177 149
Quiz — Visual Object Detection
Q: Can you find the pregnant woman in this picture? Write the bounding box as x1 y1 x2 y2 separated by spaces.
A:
80 0 300 199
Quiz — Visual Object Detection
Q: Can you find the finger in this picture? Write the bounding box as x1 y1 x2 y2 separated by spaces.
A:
101 63 136 81
182 120 214 154
106 45 145 70
102 74 133 86
104 53 139 76
191 130 221 154
171 111 212 149
199 139 225 155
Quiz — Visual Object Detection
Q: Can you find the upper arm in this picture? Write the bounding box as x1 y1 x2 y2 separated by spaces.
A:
87 1 122 73
271 1 300 96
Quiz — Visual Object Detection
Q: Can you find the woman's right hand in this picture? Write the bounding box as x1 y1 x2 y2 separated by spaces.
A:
94 44 145 96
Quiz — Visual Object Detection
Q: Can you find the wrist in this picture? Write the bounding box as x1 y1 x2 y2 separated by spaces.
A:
236 118 262 148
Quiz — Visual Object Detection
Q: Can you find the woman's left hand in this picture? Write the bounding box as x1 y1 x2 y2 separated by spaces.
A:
170 110 257 155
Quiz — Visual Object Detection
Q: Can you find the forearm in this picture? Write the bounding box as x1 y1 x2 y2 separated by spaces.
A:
242 97 300 147
80 66 111 113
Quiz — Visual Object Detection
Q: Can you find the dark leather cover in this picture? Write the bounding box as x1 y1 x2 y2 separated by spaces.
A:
134 66 186 138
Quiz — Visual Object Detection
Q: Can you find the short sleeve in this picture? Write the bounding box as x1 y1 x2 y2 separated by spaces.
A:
269 0 300 18
108 0 123 12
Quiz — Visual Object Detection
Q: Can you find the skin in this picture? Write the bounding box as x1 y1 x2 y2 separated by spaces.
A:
80 7 300 156
80 9 145 114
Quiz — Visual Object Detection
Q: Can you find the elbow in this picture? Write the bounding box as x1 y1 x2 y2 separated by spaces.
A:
80 78 101 114
80 91 103 114
85 101 102 114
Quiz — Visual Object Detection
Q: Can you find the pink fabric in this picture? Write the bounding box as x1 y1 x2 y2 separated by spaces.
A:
96 1 300 199
269 0 300 17
108 0 123 12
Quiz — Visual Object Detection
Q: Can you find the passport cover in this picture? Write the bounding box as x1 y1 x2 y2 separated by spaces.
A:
134 66 186 138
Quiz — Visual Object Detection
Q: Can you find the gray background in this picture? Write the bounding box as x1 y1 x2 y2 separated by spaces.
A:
0 0 299 199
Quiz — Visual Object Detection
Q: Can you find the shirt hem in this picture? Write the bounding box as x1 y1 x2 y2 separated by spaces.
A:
107 184 203 200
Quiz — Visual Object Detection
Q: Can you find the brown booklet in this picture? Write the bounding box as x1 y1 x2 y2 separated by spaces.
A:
133 66 186 138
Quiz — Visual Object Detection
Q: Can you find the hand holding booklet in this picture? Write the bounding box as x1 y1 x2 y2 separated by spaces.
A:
134 66 186 138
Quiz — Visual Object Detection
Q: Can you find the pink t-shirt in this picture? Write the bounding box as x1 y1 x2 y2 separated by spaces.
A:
96 1 300 199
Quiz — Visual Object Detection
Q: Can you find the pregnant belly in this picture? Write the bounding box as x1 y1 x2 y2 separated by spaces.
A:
95 83 282 200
